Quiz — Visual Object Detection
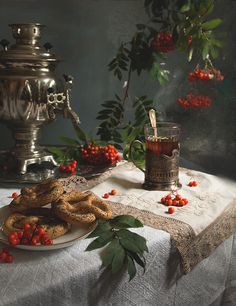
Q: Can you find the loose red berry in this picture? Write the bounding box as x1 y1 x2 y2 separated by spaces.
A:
110 189 118 196
179 200 185 207
166 194 172 200
183 198 188 205
103 193 110 199
192 181 198 186
161 197 166 204
168 207 175 214
11 192 18 199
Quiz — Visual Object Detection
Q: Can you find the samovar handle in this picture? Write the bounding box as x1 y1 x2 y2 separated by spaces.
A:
46 74 81 128
0 39 10 51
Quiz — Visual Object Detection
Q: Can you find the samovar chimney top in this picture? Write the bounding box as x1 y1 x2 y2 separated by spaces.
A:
9 23 45 45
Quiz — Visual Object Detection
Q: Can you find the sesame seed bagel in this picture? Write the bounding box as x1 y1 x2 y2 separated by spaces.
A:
9 179 64 212
3 208 70 239
52 191 112 224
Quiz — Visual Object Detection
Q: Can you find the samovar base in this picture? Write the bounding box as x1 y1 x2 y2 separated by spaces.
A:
14 153 58 174
0 149 58 183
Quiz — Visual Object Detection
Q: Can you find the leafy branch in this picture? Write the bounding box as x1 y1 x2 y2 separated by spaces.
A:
85 215 148 281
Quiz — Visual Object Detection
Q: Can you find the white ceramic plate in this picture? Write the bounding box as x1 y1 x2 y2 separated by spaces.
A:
0 205 96 251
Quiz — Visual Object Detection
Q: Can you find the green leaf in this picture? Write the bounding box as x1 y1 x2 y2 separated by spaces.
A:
127 255 137 281
74 126 87 142
85 231 114 251
60 136 79 146
202 19 223 30
101 240 117 267
86 220 112 238
112 215 143 228
180 3 190 13
118 229 148 254
47 146 64 157
111 243 126 274
128 251 145 269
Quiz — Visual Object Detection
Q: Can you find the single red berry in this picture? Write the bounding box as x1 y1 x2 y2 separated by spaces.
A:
110 189 118 196
192 181 198 186
183 198 189 205
5 254 13 263
179 200 185 206
17 231 24 238
166 194 172 200
23 224 31 230
168 207 175 214
167 199 173 206
161 197 166 204
11 192 18 199
173 200 179 206
103 193 110 199
188 182 193 187
175 194 182 201
0 252 7 261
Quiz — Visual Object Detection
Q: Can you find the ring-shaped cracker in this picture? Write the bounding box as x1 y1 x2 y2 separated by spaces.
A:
3 208 70 239
52 191 112 224
9 179 64 212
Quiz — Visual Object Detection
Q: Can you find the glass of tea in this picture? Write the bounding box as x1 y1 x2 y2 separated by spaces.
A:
130 122 181 190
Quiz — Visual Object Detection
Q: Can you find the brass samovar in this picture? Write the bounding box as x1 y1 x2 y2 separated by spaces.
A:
0 23 79 182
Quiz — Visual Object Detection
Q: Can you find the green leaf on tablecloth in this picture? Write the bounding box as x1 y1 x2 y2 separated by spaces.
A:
86 220 112 238
111 241 126 274
128 251 146 270
111 215 143 228
117 229 148 254
127 255 137 281
85 231 114 251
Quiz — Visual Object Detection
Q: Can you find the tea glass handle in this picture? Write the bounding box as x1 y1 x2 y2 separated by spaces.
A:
129 140 145 173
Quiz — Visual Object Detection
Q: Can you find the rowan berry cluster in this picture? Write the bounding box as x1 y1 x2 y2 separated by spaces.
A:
8 224 53 246
161 193 189 208
81 144 121 166
59 160 77 174
188 68 224 82
188 69 213 82
0 247 13 263
177 93 212 109
151 32 175 53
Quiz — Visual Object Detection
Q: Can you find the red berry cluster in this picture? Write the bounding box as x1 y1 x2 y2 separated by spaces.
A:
59 160 77 174
8 224 53 246
103 189 118 199
188 180 198 187
151 32 175 53
177 93 212 109
81 144 122 166
161 193 189 207
0 247 13 263
188 69 224 82
188 69 213 82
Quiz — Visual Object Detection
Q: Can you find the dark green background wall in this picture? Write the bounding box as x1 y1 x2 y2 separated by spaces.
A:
0 0 235 178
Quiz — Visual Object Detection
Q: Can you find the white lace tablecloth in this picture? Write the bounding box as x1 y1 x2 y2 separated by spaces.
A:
0 167 235 306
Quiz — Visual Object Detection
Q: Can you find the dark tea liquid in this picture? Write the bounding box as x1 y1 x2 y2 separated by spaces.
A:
145 137 179 157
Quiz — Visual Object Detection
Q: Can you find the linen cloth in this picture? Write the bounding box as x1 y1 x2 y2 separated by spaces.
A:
0 167 235 306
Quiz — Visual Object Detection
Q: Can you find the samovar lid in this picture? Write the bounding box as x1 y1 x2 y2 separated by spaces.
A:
0 23 59 62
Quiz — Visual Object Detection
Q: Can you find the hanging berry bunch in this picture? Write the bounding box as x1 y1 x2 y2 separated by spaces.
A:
177 93 212 109
150 32 175 53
